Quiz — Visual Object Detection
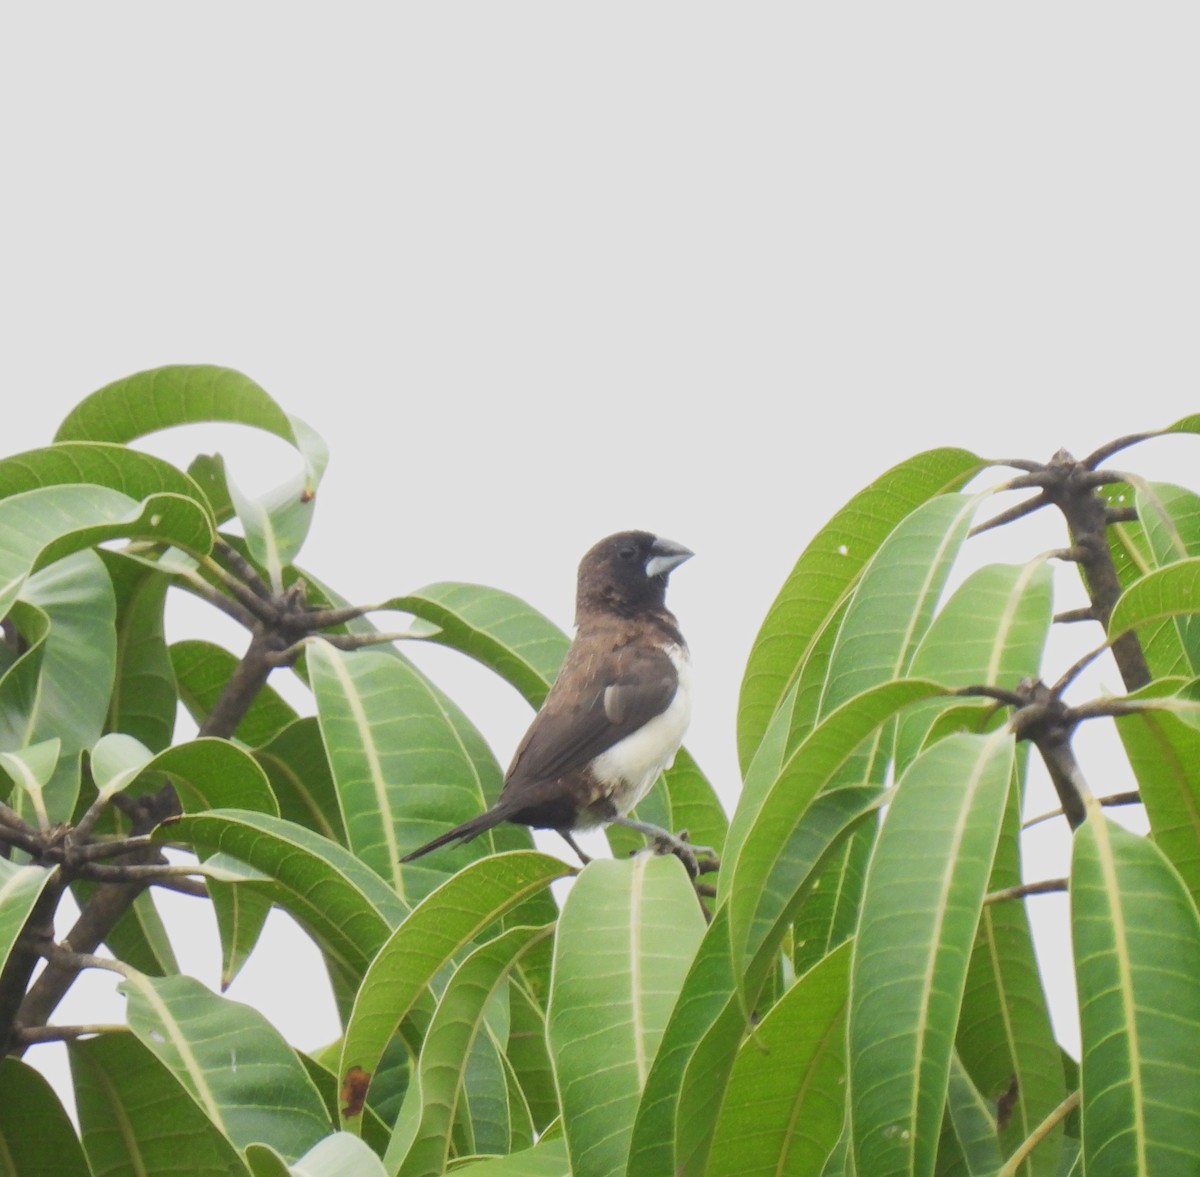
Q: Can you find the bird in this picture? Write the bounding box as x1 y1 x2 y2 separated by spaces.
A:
400 530 705 869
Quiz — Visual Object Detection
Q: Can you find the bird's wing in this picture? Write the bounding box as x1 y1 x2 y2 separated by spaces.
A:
501 641 679 793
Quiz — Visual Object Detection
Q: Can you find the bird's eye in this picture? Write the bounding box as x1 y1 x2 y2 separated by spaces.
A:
618 545 637 561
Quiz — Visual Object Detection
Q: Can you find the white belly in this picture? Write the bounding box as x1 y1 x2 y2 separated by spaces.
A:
590 647 692 816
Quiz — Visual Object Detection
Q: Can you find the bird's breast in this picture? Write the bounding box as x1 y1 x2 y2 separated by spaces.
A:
590 645 692 817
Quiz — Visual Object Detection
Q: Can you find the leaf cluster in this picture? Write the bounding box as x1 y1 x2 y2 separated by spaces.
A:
2 367 1199 1176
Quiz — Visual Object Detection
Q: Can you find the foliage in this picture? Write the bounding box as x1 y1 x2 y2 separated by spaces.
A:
2 366 1199 1176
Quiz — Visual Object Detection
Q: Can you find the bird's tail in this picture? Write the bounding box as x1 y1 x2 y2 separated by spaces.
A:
399 806 511 863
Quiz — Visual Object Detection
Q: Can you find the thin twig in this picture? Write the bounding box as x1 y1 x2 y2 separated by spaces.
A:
1022 790 1141 830
1083 430 1162 469
17 1022 128 1045
1051 642 1110 695
996 1089 1081 1177
969 495 1049 537
985 878 1068 905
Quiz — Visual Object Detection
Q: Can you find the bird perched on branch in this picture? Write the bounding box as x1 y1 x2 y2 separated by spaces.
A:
400 530 706 870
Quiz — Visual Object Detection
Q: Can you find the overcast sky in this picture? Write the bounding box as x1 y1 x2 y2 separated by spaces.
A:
5 6 1200 1100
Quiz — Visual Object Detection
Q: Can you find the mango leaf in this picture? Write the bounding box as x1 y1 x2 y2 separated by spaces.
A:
307 642 531 903
1133 481 1200 672
172 639 300 748
944 1051 1004 1175
0 483 212 620
338 851 570 1129
1071 808 1200 1175
164 809 407 982
738 447 982 771
98 735 278 816
446 1135 569 1176
850 731 1014 1177
388 581 568 709
245 1133 387 1177
70 1032 251 1177
54 365 325 584
821 493 983 719
1109 556 1200 643
896 562 1053 772
0 440 215 520
507 978 558 1133
227 413 328 588
627 906 738 1177
121 972 332 1161
100 549 177 751
1113 688 1200 909
0 1056 92 1177
0 738 61 827
547 855 706 1177
56 364 298 452
956 771 1065 1177
388 924 553 1176
3 551 117 821
0 858 55 976
254 716 346 845
707 941 852 1176
724 678 946 967
1102 482 1190 680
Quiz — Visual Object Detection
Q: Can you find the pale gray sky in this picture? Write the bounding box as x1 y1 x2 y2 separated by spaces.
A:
5 5 1199 1101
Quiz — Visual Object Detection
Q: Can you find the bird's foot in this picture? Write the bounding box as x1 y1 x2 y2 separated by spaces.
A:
647 829 720 881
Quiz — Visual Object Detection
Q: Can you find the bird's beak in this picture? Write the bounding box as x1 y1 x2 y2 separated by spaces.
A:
646 537 693 579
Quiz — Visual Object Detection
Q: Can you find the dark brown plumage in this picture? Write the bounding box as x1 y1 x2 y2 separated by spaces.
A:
400 530 695 864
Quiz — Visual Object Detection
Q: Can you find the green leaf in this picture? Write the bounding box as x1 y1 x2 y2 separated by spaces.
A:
4 551 118 821
165 809 407 982
389 925 553 1176
738 447 982 770
121 972 332 1161
724 678 947 971
70 1032 251 1176
101 550 177 752
0 439 214 515
627 906 738 1177
956 774 1065 1176
1071 809 1200 1174
707 942 852 1176
0 862 54 975
246 1133 388 1177
821 493 982 717
0 739 61 827
227 413 328 587
103 735 278 816
55 365 297 450
338 851 570 1127
850 731 1015 1177
1113 691 1200 910
172 640 299 748
254 717 346 845
446 1134 569 1176
897 562 1053 771
507 979 558 1133
308 642 527 902
0 483 212 620
1109 556 1200 643
0 1056 92 1177
945 1051 1004 1175
547 855 707 1177
388 582 569 709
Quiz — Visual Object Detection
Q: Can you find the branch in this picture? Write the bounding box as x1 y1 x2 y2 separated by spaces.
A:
997 1089 1081 1177
1023 790 1141 830
985 877 1068 905
16 1022 128 1045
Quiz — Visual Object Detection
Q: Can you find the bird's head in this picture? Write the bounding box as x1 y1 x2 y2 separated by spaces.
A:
576 531 693 620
